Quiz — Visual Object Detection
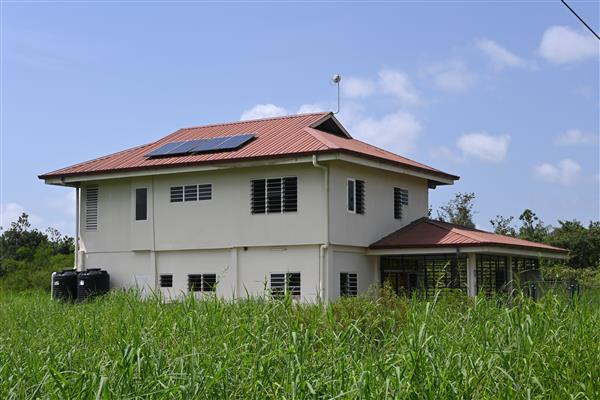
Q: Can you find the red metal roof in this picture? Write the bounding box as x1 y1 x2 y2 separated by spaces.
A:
370 218 568 254
39 113 458 181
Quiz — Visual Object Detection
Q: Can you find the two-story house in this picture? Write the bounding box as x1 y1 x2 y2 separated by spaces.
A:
39 112 567 301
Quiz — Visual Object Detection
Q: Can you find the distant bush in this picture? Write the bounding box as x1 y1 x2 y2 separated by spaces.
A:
542 263 600 286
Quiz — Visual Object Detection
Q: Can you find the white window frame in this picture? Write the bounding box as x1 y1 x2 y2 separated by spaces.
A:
187 273 217 292
170 183 213 203
347 178 356 214
339 271 358 297
269 271 301 299
85 185 99 231
134 186 148 222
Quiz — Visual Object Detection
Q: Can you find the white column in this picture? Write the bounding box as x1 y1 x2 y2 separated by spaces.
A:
467 253 477 297
230 247 239 299
74 187 80 270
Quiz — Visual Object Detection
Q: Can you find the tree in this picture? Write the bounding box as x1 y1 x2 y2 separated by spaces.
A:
517 209 550 243
546 220 600 269
490 215 516 236
0 214 48 261
437 192 476 228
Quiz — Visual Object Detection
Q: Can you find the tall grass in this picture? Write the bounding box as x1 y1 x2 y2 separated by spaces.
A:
0 289 598 399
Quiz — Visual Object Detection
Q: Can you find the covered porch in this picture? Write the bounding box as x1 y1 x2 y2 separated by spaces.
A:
368 218 569 298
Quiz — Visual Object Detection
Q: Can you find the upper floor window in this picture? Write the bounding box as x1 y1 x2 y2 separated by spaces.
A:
340 272 358 297
393 187 408 219
347 178 365 214
170 184 212 203
135 188 148 221
251 177 297 214
85 185 99 231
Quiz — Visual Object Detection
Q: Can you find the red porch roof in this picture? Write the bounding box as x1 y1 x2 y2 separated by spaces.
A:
370 218 568 255
39 113 458 182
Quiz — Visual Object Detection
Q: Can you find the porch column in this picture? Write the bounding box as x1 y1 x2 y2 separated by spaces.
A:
507 255 513 295
467 253 477 297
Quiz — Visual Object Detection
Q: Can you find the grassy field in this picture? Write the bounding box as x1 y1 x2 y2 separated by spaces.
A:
0 290 598 399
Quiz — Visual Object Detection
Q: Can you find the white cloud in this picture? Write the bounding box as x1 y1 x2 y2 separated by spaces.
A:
351 111 422 155
378 69 422 105
533 159 581 185
240 104 288 121
554 129 598 145
430 61 477 93
0 203 43 231
456 132 510 163
477 39 528 70
538 26 599 64
297 103 326 114
343 77 376 98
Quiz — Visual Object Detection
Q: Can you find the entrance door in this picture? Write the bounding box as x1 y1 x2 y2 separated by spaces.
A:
382 270 418 295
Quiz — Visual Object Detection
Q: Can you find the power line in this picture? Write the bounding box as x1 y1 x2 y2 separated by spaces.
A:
560 0 600 41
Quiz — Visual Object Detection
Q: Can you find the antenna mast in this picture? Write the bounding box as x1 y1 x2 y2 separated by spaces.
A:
331 74 341 114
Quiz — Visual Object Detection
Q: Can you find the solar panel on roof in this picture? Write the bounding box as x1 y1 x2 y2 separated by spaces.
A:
213 134 255 151
145 141 186 157
145 134 255 158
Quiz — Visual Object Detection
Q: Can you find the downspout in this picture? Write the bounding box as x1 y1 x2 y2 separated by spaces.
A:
151 176 158 290
312 155 329 302
74 186 80 270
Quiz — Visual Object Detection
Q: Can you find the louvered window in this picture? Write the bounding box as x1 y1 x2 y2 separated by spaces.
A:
85 185 99 230
188 273 217 292
393 188 409 219
184 185 198 201
270 272 301 299
198 184 212 200
160 274 173 288
170 186 183 202
340 273 358 297
347 178 365 215
171 184 212 203
135 188 147 221
251 177 297 214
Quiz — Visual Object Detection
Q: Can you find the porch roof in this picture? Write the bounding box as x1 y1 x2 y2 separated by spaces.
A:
369 218 568 259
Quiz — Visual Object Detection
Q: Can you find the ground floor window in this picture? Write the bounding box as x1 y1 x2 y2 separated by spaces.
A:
270 272 301 299
187 274 217 292
340 273 358 297
160 274 173 288
381 255 467 298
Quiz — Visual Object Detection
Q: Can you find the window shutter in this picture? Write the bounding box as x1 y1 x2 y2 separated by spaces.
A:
340 273 358 297
282 177 297 212
270 273 285 298
85 186 99 230
188 274 203 292
266 178 282 213
198 184 212 200
170 186 183 202
202 274 217 292
394 187 408 219
184 185 198 202
355 180 365 215
287 273 301 297
135 188 147 221
160 274 173 288
251 180 266 214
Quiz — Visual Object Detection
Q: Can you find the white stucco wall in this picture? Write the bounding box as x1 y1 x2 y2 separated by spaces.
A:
327 245 378 301
328 161 430 247
77 159 433 301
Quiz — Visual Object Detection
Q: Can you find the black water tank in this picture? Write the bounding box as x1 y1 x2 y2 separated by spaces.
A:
77 268 110 301
52 269 78 300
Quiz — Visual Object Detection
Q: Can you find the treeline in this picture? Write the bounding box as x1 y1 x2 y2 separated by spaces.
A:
0 214 74 291
436 193 600 271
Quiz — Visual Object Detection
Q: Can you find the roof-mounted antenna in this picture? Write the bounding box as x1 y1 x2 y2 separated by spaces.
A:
331 74 341 114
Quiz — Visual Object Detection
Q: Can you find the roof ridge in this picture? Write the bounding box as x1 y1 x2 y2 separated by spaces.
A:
178 112 331 131
423 218 487 242
303 127 341 149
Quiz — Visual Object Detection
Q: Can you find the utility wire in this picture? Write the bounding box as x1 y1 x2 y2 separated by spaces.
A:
560 0 600 41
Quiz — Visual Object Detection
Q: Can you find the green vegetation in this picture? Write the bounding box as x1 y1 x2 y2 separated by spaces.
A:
1 289 598 399
0 214 74 292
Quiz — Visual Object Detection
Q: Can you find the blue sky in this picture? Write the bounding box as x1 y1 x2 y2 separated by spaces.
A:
1 1 598 236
